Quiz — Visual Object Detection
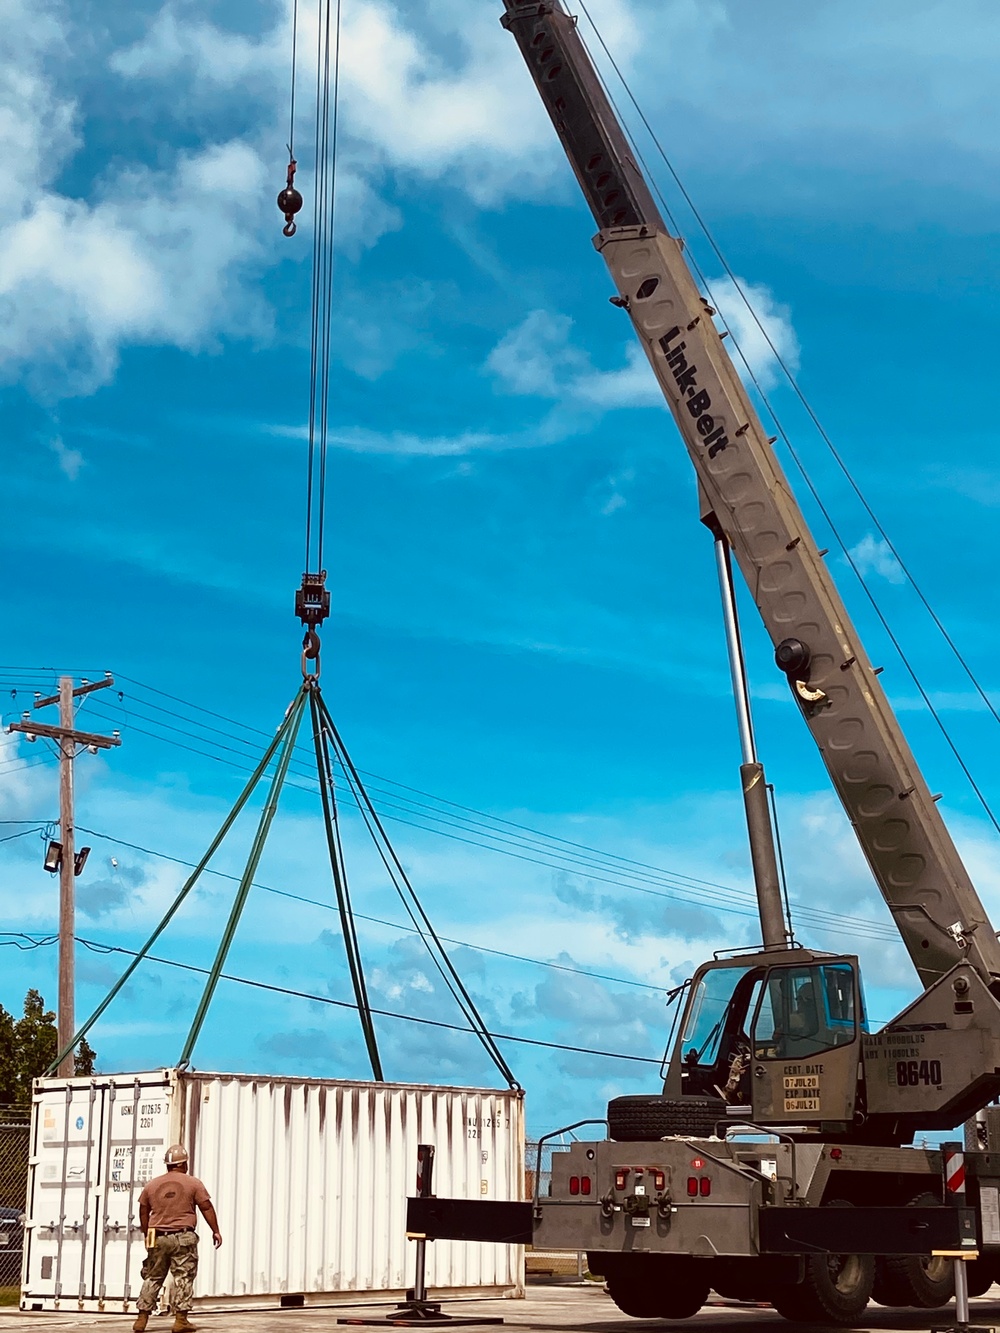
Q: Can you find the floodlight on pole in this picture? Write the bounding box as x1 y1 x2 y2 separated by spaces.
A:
74 847 91 877
44 840 63 874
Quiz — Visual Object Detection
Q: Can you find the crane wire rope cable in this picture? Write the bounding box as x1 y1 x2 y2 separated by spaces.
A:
287 9 514 1084
577 1 1000 739
287 0 298 164
303 0 343 574
576 8 1000 838
290 2 479 1081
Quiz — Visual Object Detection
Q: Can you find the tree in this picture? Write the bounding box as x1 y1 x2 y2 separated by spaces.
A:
0 1003 16 1105
0 991 97 1105
14 991 57 1092
75 1035 96 1076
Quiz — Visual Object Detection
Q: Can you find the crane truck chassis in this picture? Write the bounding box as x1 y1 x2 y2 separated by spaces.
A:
411 1 1000 1325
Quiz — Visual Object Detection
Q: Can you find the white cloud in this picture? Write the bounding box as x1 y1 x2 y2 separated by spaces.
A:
487 309 662 410
487 282 799 411
49 435 83 479
577 344 662 408
486 311 587 398
330 426 506 457
849 533 906 585
708 274 800 392
266 421 567 457
0 732 55 821
110 0 559 204
110 6 274 88
0 0 275 397
0 141 269 396
337 1 556 202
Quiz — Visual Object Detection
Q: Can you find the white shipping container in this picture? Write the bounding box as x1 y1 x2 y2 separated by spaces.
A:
23 1070 524 1313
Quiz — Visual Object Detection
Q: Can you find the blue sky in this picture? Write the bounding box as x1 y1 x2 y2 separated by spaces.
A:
2 0 1000 1140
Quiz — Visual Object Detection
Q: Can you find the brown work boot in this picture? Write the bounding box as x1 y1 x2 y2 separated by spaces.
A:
132 1314 150 1333
172 1316 197 1333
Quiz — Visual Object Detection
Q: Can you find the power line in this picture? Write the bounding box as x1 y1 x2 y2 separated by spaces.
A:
69 934 662 1068
1 665 902 943
0 827 44 845
83 690 899 943
0 930 898 1040
72 825 675 993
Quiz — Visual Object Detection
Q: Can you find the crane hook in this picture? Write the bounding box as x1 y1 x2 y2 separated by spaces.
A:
301 629 321 680
277 157 303 237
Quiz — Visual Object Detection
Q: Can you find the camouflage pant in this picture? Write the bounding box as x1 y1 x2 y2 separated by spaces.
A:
137 1231 199 1313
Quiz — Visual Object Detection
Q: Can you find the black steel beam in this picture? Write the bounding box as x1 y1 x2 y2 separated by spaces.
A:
759 1206 978 1256
406 1198 534 1246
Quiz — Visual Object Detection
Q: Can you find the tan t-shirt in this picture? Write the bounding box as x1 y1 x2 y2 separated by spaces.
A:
139 1171 210 1230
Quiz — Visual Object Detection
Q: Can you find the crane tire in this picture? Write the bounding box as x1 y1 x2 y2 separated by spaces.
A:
873 1193 954 1308
657 1262 711 1319
607 1095 725 1141
771 1201 874 1325
605 1272 661 1319
966 1256 996 1298
605 1258 710 1320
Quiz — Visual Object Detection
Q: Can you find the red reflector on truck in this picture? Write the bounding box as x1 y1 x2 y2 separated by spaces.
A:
581 1176 592 1195
699 1177 712 1197
686 1176 698 1197
569 1176 580 1195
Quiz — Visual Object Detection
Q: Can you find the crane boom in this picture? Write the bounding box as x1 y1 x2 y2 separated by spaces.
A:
501 0 1000 992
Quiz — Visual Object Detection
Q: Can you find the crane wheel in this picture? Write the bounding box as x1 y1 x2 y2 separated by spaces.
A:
873 1193 954 1308
605 1273 661 1319
965 1256 997 1298
771 1201 874 1325
605 1258 710 1320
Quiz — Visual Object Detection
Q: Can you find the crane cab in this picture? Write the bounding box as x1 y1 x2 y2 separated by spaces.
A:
663 949 867 1132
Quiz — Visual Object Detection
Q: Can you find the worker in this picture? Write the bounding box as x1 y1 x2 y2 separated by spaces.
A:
132 1144 222 1333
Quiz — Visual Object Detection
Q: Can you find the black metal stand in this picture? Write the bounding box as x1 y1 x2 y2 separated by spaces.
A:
338 1145 504 1328
930 1255 995 1333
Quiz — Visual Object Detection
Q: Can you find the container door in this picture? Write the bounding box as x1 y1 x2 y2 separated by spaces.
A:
24 1081 102 1304
92 1077 173 1305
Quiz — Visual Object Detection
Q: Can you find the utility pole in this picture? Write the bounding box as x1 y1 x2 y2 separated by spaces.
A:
7 674 121 1077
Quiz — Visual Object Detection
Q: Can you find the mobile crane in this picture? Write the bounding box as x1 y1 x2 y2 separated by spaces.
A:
497 0 1000 1321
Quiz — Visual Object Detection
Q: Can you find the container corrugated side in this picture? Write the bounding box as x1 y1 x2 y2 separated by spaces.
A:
23 1070 524 1313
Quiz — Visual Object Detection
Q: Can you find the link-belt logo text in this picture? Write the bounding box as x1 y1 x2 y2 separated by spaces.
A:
659 327 728 458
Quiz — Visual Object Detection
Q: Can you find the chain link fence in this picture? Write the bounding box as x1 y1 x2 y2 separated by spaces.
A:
525 1139 587 1281
0 1107 29 1291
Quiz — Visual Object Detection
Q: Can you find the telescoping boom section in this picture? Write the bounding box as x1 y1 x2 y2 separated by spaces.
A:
500 0 1000 998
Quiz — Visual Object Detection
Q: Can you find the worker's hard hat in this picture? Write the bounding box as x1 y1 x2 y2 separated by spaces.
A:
164 1144 189 1165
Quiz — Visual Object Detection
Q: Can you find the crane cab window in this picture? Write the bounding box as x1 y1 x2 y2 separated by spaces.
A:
752 963 857 1061
678 965 763 1100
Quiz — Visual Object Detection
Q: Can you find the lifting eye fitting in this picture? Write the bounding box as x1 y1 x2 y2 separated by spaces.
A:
277 158 304 237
